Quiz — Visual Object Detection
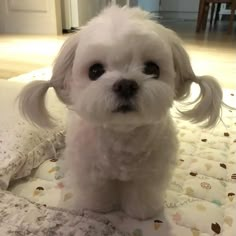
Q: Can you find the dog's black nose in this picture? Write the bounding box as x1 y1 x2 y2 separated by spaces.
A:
112 79 139 99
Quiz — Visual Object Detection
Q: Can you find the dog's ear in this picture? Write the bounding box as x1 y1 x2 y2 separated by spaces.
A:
168 30 222 128
51 33 79 104
18 33 79 128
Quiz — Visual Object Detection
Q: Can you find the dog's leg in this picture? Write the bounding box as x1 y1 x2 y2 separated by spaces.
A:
120 179 165 220
76 179 119 213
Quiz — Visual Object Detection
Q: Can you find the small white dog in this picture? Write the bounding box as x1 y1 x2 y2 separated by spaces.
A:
19 6 222 219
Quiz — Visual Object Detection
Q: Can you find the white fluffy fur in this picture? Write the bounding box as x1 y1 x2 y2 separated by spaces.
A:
18 6 223 219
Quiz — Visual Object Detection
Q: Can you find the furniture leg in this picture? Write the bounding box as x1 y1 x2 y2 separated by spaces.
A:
196 0 206 32
228 0 236 33
214 3 222 25
210 3 216 26
203 3 210 30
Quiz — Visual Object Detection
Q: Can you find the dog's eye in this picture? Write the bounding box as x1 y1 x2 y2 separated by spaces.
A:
143 62 160 79
88 63 105 80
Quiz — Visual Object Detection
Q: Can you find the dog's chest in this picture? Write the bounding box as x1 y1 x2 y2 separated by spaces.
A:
95 126 157 180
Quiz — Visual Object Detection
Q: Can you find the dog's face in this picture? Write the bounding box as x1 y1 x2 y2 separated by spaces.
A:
66 8 176 126
49 6 222 128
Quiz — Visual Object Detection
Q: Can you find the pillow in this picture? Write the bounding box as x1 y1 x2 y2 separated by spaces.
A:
0 80 66 190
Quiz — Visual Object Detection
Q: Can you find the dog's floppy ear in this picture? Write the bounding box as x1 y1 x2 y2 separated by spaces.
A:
18 33 79 128
51 33 79 104
168 30 222 128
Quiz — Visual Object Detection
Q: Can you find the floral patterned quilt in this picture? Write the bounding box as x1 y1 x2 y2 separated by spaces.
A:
8 91 236 236
1 72 236 236
0 79 126 236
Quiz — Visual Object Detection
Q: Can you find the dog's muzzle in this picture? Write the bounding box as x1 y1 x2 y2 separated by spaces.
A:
112 79 138 113
112 79 139 99
113 104 135 113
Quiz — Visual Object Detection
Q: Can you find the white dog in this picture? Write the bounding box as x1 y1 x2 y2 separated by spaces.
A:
19 6 222 220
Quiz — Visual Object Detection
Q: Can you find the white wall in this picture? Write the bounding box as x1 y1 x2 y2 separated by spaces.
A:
61 0 140 30
0 0 62 34
0 1 4 32
160 0 200 20
77 0 108 26
138 0 160 12
161 0 199 12
71 0 79 27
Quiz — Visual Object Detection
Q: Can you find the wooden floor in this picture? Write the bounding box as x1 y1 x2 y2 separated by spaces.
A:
0 34 68 79
162 20 236 89
0 21 235 89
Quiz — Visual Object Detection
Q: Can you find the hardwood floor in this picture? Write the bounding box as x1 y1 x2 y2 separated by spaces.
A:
0 21 235 89
161 20 236 89
0 34 68 79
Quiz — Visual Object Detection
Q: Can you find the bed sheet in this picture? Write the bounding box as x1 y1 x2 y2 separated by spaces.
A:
9 89 236 236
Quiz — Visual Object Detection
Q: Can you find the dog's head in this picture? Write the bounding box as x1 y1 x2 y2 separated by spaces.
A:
19 6 222 128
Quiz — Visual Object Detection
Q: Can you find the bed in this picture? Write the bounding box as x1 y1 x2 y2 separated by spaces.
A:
0 69 235 236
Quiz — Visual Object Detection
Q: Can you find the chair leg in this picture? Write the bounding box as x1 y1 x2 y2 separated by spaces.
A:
196 0 206 32
214 3 221 25
228 0 236 34
210 3 216 26
203 3 210 30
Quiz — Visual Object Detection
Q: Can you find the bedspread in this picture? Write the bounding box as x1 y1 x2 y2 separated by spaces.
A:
1 75 235 236
8 90 236 236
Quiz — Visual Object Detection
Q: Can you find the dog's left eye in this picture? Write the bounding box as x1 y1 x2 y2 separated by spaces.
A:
88 63 105 81
143 62 160 79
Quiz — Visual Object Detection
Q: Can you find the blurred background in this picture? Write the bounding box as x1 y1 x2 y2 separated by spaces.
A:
0 0 235 89
0 0 235 35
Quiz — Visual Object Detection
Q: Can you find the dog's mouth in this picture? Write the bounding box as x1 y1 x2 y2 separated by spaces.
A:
112 104 136 113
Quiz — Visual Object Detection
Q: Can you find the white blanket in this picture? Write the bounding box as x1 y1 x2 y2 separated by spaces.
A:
8 89 236 235
1 69 236 236
0 79 126 236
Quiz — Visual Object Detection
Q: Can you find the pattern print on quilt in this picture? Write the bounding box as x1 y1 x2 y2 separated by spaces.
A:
9 91 236 236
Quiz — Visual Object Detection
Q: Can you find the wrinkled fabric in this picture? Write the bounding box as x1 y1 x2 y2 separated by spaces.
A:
9 89 236 236
0 80 66 189
1 74 236 236
0 190 127 236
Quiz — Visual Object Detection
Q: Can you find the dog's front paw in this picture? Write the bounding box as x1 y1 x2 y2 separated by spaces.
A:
78 200 117 213
122 203 161 220
75 180 119 213
121 194 163 220
121 181 164 220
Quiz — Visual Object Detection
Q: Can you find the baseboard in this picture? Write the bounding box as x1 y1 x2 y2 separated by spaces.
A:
157 11 198 20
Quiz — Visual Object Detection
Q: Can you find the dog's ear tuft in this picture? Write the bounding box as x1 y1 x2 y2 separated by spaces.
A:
178 76 223 128
18 80 55 128
51 33 79 104
18 33 79 128
168 30 222 128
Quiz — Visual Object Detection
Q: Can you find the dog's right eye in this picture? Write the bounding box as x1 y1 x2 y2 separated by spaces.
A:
88 63 105 81
143 61 160 79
